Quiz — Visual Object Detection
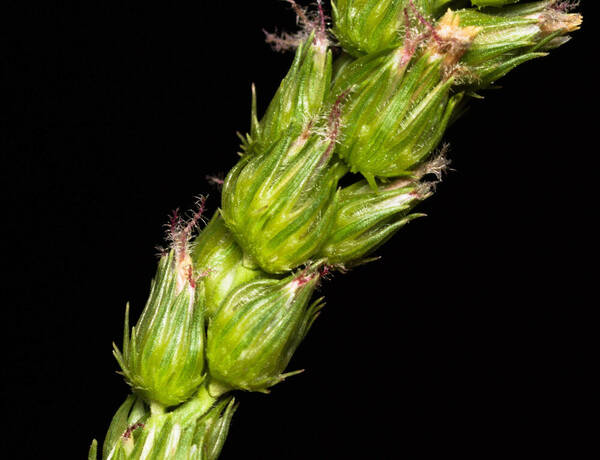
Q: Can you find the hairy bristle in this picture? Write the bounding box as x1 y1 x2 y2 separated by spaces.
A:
551 0 580 12
409 0 441 44
407 144 452 195
292 268 318 288
287 0 311 28
264 0 330 52
321 88 351 159
400 1 440 67
264 29 307 52
316 0 327 33
319 263 335 280
422 144 450 180
206 174 225 188
122 422 145 439
165 196 208 266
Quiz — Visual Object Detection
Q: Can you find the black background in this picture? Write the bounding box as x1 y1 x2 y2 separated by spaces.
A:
1 1 595 458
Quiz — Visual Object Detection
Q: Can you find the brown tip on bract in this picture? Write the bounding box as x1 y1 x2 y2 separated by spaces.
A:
534 7 582 35
428 10 480 69
401 2 475 70
165 196 208 294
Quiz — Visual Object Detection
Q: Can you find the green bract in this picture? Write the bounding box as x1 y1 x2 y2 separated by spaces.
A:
456 1 581 88
471 0 519 7
102 389 236 460
186 396 237 460
102 396 148 460
206 271 324 392
191 212 270 318
222 125 346 274
320 178 431 265
421 1 469 16
332 0 407 57
243 33 332 154
332 48 460 185
331 1 482 57
113 251 206 407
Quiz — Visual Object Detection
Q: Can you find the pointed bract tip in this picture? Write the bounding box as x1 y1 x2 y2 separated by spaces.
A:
88 439 98 460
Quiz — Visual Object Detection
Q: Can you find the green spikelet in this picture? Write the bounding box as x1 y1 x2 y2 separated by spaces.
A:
206 269 324 392
331 47 461 184
319 159 443 265
222 124 347 274
191 397 237 460
332 0 408 57
113 251 206 407
244 32 332 154
455 1 582 88
102 387 235 460
191 211 271 318
102 396 148 459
